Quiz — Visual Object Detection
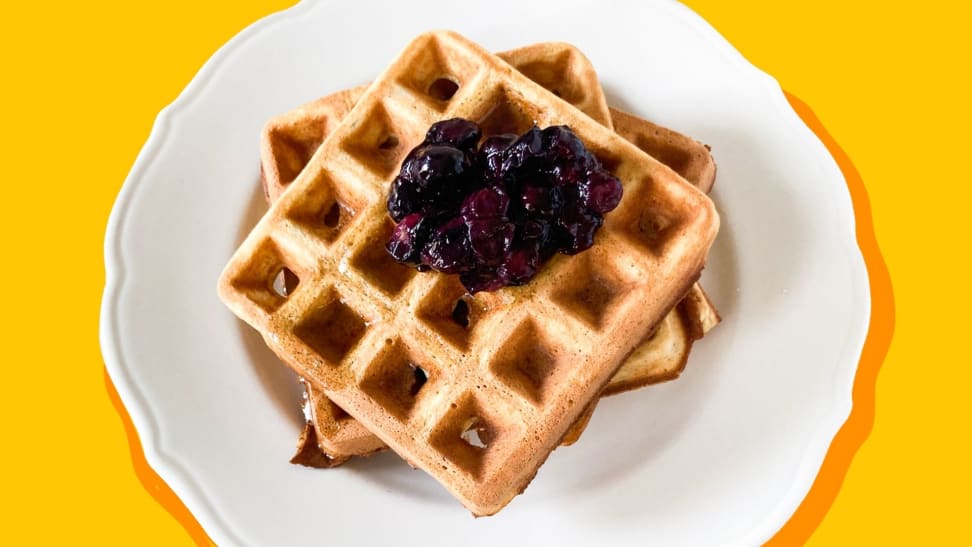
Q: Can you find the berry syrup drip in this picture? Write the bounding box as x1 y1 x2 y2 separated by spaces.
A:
385 118 623 293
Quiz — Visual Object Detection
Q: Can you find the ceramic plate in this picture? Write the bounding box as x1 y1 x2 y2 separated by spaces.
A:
101 0 870 544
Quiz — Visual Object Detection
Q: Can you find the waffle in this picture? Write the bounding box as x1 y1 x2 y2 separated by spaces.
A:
261 42 612 202
261 42 720 463
261 86 365 203
609 107 716 195
220 30 719 515
293 275 719 458
290 379 382 468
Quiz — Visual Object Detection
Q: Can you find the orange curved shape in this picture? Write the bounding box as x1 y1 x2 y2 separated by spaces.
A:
104 91 893 545
764 93 896 545
105 371 214 546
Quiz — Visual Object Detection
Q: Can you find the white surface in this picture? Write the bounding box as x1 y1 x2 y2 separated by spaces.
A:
100 1 871 545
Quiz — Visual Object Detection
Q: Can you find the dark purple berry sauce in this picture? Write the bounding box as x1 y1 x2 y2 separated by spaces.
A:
384 118 623 293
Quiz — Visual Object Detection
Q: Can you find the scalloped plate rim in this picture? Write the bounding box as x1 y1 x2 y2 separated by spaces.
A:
100 1 871 545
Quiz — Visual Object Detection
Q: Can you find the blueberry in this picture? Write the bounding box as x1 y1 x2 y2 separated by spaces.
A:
386 213 428 264
387 175 419 222
539 232 563 260
519 184 563 218
460 268 506 294
521 219 561 260
541 126 586 161
419 181 470 217
403 144 477 215
396 146 423 181
425 118 482 151
420 216 472 274
398 152 423 186
467 219 515 265
497 242 540 285
479 133 517 179
500 126 543 173
460 186 510 221
519 219 549 242
407 144 470 190
549 160 587 186
555 184 585 218
480 133 517 158
581 169 623 214
557 213 603 255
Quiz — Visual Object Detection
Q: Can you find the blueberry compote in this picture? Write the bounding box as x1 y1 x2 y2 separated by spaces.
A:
385 118 622 293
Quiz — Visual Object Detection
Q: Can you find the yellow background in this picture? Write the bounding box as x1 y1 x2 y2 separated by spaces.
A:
0 0 966 544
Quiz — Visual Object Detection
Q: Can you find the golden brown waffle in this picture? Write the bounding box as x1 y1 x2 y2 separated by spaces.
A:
609 107 717 194
261 42 612 202
601 284 720 395
293 282 720 458
261 42 720 465
290 379 383 468
220 31 719 515
554 284 720 445
261 86 365 203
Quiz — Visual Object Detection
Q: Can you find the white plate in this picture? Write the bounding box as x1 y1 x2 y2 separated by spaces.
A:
100 0 870 545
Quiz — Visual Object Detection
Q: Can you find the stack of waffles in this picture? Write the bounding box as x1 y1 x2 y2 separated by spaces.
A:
219 32 720 516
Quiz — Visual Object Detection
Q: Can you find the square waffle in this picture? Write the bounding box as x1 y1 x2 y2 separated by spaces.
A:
262 42 720 465
219 31 719 515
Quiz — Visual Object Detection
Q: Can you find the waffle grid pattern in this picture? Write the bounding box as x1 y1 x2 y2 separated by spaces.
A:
221 31 718 514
